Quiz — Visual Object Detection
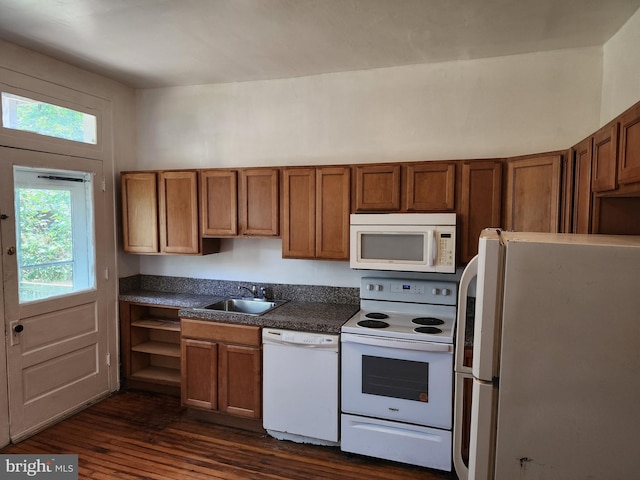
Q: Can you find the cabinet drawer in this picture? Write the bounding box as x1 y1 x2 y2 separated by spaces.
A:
181 319 261 346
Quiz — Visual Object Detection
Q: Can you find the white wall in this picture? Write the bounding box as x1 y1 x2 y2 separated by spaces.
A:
135 46 605 287
601 7 640 124
137 47 603 170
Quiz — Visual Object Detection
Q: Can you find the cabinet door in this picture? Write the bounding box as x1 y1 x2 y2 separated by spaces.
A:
121 172 158 253
282 168 316 258
239 168 279 236
404 162 456 211
459 161 502 263
571 138 593 234
218 344 261 419
592 122 619 192
158 171 200 253
316 167 351 260
618 102 640 185
504 154 562 232
201 169 238 236
354 164 401 211
181 339 218 410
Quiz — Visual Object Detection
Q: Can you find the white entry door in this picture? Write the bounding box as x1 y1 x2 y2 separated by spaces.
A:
0 147 111 442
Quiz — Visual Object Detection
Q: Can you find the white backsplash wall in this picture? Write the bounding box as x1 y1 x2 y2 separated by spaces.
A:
138 238 361 287
133 45 609 286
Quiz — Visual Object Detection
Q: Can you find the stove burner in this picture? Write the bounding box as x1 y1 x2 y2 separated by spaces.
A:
412 317 445 326
358 320 390 329
414 326 443 334
365 312 389 320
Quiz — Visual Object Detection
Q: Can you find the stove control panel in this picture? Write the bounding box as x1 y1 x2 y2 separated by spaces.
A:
361 277 457 306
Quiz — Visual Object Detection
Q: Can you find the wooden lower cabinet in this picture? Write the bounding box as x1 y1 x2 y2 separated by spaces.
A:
181 319 262 422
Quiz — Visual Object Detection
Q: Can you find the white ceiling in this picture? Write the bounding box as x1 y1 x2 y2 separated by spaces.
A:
0 0 638 89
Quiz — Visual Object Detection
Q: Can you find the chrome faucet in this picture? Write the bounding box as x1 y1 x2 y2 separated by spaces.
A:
238 285 258 298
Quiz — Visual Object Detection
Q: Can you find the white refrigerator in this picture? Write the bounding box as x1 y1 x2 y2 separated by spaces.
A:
453 230 640 480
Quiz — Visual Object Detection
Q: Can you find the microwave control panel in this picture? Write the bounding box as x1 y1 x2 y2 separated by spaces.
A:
437 232 455 268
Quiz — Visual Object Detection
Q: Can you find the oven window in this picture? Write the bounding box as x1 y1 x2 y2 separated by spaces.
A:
362 355 429 402
361 233 424 262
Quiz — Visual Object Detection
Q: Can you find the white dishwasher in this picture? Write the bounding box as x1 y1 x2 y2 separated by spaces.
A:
262 328 340 445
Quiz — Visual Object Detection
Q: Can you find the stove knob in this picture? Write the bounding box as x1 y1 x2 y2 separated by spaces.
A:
375 284 383 292
442 288 451 296
432 288 440 295
366 284 374 291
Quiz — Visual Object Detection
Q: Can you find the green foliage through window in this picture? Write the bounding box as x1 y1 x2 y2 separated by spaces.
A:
17 188 73 285
16 103 86 143
1 92 97 144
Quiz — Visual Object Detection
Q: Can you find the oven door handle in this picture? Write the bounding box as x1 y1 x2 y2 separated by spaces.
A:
341 333 453 353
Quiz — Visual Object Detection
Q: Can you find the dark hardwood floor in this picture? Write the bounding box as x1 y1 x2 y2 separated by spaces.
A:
1 391 457 479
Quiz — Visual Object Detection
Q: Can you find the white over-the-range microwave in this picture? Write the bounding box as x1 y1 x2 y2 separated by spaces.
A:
349 213 456 273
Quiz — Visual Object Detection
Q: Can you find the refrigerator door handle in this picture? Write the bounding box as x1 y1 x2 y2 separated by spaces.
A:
455 255 477 373
468 379 497 480
453 372 472 480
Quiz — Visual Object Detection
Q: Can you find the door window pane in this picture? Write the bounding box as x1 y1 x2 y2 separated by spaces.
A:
2 92 97 144
14 167 95 303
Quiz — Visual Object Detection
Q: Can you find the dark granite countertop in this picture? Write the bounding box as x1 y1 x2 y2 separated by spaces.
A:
119 289 359 334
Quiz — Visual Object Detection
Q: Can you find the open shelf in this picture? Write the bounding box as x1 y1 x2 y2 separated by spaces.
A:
129 366 181 387
132 318 180 331
132 341 181 357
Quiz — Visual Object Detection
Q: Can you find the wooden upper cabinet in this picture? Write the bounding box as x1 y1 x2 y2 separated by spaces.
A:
459 161 502 263
592 122 619 192
316 167 351 260
618 102 640 185
239 168 279 236
281 166 350 260
504 154 562 233
121 172 159 253
404 162 456 211
200 170 238 236
571 138 593 234
122 170 219 255
282 168 316 258
158 171 200 254
354 164 401 211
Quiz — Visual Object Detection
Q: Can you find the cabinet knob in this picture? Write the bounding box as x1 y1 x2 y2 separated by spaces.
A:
13 324 24 334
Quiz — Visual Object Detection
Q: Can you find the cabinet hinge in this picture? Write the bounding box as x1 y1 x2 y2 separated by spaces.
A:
106 353 111 367
101 179 106 192
104 268 109 280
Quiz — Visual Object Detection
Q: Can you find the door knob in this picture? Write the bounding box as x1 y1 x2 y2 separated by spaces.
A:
6 246 15 255
13 324 24 333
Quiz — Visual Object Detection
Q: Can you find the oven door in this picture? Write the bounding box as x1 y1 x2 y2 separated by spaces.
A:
341 333 453 429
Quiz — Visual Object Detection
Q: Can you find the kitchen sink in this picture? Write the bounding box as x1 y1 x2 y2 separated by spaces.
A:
201 298 287 316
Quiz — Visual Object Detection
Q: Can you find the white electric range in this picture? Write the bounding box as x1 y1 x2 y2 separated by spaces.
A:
340 276 458 472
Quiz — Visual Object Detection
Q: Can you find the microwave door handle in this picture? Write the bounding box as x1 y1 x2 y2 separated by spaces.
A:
427 230 436 266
